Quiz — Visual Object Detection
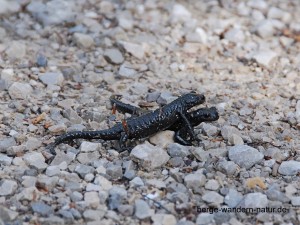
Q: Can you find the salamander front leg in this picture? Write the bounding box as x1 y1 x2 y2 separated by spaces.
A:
174 130 193 146
178 111 196 140
119 132 129 152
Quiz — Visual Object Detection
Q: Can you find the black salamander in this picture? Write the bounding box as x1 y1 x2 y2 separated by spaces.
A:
110 95 219 145
49 92 205 154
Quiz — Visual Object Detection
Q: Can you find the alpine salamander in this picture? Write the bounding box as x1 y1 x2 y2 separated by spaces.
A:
110 95 219 145
49 92 205 154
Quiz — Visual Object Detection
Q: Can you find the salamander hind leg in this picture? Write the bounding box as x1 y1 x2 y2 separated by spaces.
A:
110 95 149 116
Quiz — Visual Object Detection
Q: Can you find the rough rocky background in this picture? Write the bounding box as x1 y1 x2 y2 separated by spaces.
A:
0 0 300 224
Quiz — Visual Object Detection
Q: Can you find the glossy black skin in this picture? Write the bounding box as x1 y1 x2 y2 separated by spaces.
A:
110 96 219 145
173 107 219 145
49 93 205 154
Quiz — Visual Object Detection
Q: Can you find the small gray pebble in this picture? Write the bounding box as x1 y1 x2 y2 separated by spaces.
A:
83 209 106 221
168 157 184 167
205 179 220 191
69 24 87 33
220 187 229 196
109 186 127 198
0 180 18 196
214 210 231 224
157 92 177 105
70 208 82 219
177 220 195 225
130 177 144 187
239 106 253 116
118 63 137 78
31 202 54 216
63 108 82 124
73 33 94 49
228 145 263 169
200 123 219 137
70 191 83 202
50 151 74 166
0 137 17 153
130 143 170 171
104 48 124 65
108 194 122 210
239 193 268 208
221 125 241 140
23 152 48 171
24 169 38 176
184 173 206 190
202 191 224 204
61 68 77 80
168 192 189 203
224 28 245 43
37 176 59 191
118 204 134 216
86 183 100 192
74 164 95 178
224 189 243 207
196 213 214 225
146 91 161 102
0 79 8 91
77 152 101 165
167 182 187 193
123 160 136 172
39 72 64 86
106 165 123 179
146 179 166 189
134 199 152 219
36 54 48 67
82 111 106 123
0 205 19 221
252 49 278 68
59 210 74 220
79 142 101 152
25 137 42 151
117 41 144 59
217 159 239 175
291 197 300 206
46 165 60 177
167 143 190 157
255 19 276 38
5 41 26 60
278 161 300 176
266 184 290 203
123 169 136 180
228 115 241 126
0 154 12 166
27 1 76 26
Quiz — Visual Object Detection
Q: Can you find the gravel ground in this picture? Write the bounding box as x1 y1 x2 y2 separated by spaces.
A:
0 0 300 224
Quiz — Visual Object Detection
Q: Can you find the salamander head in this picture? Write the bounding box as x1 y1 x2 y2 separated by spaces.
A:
181 92 206 109
189 107 219 126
